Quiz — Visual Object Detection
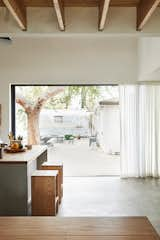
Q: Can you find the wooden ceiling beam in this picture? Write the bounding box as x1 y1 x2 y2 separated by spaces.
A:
99 0 111 31
53 0 65 31
2 0 26 30
137 0 160 31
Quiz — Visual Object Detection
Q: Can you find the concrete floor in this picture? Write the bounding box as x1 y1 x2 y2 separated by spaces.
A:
48 139 120 176
58 177 160 235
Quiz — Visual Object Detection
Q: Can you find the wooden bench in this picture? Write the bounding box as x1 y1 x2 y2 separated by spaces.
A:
40 161 63 204
31 170 59 216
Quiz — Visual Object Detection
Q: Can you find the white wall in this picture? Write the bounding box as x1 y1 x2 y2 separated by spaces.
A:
0 37 138 84
0 36 138 142
138 38 160 81
97 105 120 153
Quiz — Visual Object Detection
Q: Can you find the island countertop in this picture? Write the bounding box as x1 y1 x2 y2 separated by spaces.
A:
0 145 47 164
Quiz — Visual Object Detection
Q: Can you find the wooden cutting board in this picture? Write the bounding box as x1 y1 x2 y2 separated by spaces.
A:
4 147 26 153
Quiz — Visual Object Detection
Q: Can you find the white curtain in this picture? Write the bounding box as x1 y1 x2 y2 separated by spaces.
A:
120 84 160 178
120 85 139 177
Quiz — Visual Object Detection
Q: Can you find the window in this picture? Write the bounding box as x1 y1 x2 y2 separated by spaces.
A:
54 116 63 123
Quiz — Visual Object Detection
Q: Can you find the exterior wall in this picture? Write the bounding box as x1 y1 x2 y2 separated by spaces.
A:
39 109 90 137
96 105 120 154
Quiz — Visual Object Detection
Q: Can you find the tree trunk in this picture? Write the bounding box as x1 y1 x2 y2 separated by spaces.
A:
81 87 86 109
27 111 40 145
16 87 64 145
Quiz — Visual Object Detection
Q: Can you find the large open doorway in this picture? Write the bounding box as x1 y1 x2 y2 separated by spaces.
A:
12 85 120 176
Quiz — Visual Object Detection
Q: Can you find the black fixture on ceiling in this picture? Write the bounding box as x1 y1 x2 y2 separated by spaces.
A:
0 37 12 42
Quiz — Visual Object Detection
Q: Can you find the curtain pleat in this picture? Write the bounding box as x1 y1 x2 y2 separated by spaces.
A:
120 85 139 178
120 85 160 178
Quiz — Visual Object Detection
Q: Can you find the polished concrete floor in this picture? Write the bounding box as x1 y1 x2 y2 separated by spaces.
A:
58 177 160 234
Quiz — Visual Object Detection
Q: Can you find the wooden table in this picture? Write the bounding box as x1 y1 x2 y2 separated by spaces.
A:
0 217 159 240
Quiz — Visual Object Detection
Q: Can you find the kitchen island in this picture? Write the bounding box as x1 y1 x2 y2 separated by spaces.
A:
0 145 47 216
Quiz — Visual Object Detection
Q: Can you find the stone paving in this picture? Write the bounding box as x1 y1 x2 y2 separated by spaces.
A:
48 138 120 176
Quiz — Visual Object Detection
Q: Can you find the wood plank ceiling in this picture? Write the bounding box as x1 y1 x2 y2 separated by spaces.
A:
0 0 160 31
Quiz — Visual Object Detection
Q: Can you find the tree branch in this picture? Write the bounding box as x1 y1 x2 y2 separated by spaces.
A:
34 87 64 111
16 96 32 113
16 87 64 113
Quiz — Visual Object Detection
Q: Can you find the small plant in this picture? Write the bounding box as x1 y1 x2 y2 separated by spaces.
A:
65 135 74 140
17 135 23 141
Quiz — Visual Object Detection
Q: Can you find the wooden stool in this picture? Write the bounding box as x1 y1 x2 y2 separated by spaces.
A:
31 170 59 216
40 161 63 204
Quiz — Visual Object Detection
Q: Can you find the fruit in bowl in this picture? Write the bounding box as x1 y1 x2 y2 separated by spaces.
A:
11 142 20 150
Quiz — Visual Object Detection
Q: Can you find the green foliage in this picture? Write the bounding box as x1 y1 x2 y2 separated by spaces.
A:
46 86 78 109
45 86 101 111
16 85 119 112
64 135 74 140
81 86 100 110
16 86 61 106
